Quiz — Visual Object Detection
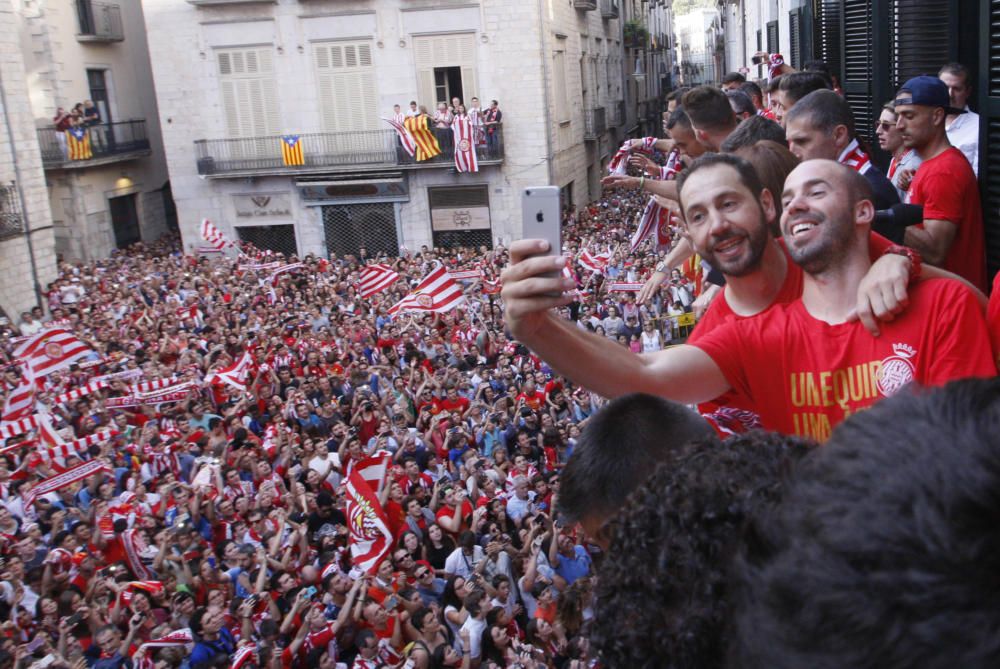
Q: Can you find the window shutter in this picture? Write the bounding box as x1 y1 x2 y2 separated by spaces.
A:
812 1 843 87
980 0 1000 275
890 0 951 89
313 40 378 133
766 20 779 54
216 47 278 138
413 34 479 105
842 0 874 141
789 9 802 69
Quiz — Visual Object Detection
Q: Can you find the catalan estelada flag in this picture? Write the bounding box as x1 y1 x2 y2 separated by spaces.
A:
66 127 92 160
280 135 305 166
404 116 441 162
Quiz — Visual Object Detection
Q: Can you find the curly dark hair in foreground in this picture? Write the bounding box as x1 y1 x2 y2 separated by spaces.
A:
729 378 1000 669
591 430 814 669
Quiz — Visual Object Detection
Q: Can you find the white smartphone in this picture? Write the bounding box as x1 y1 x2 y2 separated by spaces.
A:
521 187 562 279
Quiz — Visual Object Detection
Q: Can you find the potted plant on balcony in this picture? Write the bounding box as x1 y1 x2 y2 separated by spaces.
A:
624 20 648 49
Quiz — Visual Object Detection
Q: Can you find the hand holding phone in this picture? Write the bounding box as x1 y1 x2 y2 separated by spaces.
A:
521 187 563 281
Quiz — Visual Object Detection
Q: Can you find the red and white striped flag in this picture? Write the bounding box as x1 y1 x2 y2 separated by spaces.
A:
347 453 391 496
200 219 228 251
452 116 479 173
344 469 393 574
630 197 674 253
25 459 110 507
381 117 416 158
13 328 93 378
388 263 466 315
578 249 613 274
449 268 482 280
268 263 303 285
1 368 35 423
176 304 199 321
51 379 109 406
205 351 254 391
359 264 400 299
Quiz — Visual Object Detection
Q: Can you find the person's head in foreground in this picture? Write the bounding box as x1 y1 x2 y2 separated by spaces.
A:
729 377 1000 669
591 430 814 668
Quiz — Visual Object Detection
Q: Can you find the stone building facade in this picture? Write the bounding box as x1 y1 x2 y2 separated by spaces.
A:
0 0 57 318
14 0 172 262
140 0 647 257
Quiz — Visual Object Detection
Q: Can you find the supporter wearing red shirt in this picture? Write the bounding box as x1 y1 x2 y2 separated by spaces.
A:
435 484 474 538
502 157 994 443
436 387 470 416
896 76 987 290
516 380 546 412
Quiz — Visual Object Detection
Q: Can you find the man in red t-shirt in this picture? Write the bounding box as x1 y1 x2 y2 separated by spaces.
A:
502 157 995 441
896 75 987 291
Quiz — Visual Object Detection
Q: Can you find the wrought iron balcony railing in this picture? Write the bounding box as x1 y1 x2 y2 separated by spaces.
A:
0 182 24 241
194 126 505 177
584 107 606 139
37 120 151 169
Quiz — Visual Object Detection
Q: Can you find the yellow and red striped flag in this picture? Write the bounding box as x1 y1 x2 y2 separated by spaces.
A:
66 127 92 160
280 135 305 166
404 116 441 162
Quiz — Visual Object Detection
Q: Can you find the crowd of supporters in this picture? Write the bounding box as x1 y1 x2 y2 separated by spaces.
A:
1 50 995 669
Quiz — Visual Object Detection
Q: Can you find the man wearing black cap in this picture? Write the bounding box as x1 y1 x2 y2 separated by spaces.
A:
895 75 986 291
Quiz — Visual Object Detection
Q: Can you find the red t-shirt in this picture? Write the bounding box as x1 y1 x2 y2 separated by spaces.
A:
435 499 474 537
906 147 987 291
988 271 1000 364
691 278 996 440
689 236 893 433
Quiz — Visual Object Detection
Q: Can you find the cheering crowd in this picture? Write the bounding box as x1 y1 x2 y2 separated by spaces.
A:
2 52 1000 669
0 163 696 669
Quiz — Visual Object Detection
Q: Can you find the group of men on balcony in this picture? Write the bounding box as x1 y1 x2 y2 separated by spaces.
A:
52 100 106 158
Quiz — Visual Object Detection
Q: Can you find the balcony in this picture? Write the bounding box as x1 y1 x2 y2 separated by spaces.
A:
187 0 276 5
194 126 505 178
600 0 619 18
76 1 123 42
38 121 152 170
0 182 24 241
584 107 606 140
573 0 598 10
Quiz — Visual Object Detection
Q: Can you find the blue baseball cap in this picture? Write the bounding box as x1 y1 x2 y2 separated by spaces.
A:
895 75 965 115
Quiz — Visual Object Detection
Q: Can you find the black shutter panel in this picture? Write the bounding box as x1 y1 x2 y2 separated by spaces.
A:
766 20 779 55
790 9 803 68
980 0 1000 276
891 0 952 88
842 0 874 140
812 1 843 85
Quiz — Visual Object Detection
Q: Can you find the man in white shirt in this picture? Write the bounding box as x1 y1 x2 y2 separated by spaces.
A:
939 62 979 176
505 475 536 525
18 312 42 337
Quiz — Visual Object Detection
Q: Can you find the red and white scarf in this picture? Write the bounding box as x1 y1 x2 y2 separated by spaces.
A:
24 459 110 507
838 139 872 176
122 530 154 580
888 149 913 180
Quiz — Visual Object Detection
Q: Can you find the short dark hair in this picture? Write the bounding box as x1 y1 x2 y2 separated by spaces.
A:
666 107 693 131
732 140 800 226
720 115 786 152
939 62 972 88
682 85 737 132
677 153 766 214
802 60 835 88
777 71 831 107
723 71 747 85
730 378 1000 669
591 431 814 668
556 393 713 525
739 80 764 103
784 88 856 138
727 90 756 117
355 628 377 651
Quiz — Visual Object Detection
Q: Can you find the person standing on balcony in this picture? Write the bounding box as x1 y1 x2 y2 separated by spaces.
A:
939 63 979 176
434 102 454 156
83 99 105 152
484 100 502 156
469 97 485 147
407 100 419 118
53 106 73 158
876 101 922 201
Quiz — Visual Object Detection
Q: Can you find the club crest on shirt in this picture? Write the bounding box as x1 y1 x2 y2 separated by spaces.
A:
876 343 916 397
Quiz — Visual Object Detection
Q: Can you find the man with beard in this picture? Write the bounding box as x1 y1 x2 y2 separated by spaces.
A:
502 156 994 440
